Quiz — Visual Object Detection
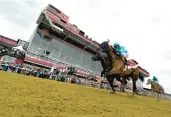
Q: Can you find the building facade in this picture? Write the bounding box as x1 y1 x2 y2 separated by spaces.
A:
27 4 103 76
26 4 151 78
27 29 102 75
0 4 150 79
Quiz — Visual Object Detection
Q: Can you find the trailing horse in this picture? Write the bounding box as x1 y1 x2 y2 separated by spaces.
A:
97 41 144 94
146 79 165 99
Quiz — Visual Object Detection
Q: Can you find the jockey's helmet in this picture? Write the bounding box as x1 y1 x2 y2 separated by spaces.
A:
153 76 157 81
113 43 120 48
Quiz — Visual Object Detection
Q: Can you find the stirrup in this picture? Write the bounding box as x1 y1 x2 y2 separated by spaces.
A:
124 60 127 65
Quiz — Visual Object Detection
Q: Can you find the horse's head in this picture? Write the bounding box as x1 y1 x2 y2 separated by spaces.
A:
100 41 119 61
92 48 107 62
146 79 152 85
92 53 100 61
92 48 111 71
100 41 111 52
92 48 101 61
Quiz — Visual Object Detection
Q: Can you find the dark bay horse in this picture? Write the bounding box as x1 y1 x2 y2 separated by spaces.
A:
92 48 129 93
99 41 144 94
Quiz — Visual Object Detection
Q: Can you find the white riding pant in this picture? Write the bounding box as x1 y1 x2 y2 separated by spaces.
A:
121 53 129 58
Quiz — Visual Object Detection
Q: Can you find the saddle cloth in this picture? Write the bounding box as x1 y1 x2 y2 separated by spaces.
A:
127 60 138 69
127 65 138 69
154 83 159 86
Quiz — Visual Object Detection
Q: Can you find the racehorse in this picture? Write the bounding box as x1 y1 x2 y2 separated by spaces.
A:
146 79 165 99
99 41 144 94
92 48 129 93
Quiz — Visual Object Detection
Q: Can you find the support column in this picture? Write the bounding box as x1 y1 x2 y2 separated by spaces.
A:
14 58 24 67
57 42 64 61
80 51 84 68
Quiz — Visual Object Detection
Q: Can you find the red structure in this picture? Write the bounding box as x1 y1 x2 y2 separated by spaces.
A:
0 35 24 66
45 4 99 48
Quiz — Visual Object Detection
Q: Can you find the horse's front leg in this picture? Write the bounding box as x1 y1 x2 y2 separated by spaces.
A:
120 77 126 93
156 93 160 102
132 79 137 96
106 76 116 94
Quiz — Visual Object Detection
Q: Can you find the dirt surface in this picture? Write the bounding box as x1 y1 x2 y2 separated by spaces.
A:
0 71 170 117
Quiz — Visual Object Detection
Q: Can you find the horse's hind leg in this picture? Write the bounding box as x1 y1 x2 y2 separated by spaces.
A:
162 92 167 100
110 77 116 94
120 77 126 93
156 93 160 102
132 80 137 96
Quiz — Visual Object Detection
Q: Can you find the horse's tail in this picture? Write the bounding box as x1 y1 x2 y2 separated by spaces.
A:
160 85 165 93
139 72 145 82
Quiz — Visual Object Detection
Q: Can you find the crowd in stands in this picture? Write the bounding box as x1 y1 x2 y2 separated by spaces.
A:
0 60 111 90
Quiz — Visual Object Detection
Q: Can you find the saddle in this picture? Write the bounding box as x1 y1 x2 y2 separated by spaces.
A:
155 83 159 86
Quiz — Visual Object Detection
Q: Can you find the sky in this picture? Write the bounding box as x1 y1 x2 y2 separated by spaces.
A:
0 0 171 93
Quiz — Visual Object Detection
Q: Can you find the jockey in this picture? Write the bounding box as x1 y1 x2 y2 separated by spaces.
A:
152 76 159 85
122 49 129 59
113 43 128 64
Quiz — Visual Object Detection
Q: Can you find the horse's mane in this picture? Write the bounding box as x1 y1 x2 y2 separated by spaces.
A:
101 41 120 60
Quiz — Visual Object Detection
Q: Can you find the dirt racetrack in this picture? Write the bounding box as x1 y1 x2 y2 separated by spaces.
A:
0 71 170 117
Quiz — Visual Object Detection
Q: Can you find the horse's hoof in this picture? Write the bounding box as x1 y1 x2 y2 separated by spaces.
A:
110 92 116 94
132 93 136 96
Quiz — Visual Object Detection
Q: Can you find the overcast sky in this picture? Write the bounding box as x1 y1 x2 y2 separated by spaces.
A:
0 0 171 93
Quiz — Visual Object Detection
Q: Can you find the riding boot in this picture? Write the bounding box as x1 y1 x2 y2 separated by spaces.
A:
121 57 127 65
124 58 128 65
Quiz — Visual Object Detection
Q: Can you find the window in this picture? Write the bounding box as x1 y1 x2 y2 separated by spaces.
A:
79 30 85 36
36 40 49 55
60 19 66 24
95 61 103 74
59 43 73 61
27 32 42 54
49 4 61 13
89 56 96 72
52 21 63 29
72 49 82 59
50 38 62 60
37 29 52 42
70 57 80 65
46 39 56 57
81 53 91 70
43 51 50 57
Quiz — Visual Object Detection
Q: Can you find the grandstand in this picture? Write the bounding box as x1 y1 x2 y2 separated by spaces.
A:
26 4 149 78
0 4 149 80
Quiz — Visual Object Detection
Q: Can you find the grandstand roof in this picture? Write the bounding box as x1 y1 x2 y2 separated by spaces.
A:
128 59 150 77
0 35 17 48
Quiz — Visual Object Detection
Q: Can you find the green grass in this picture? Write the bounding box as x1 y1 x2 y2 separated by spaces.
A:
0 71 170 117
